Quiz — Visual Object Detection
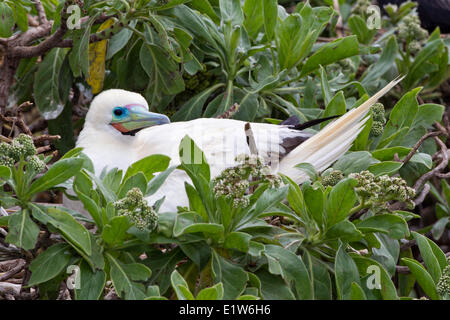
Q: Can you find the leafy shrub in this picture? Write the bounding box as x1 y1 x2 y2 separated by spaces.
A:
0 0 449 300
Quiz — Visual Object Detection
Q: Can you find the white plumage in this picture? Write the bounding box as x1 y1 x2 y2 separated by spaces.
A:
75 77 403 212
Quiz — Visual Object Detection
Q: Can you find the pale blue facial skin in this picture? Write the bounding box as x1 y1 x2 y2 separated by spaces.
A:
110 104 170 133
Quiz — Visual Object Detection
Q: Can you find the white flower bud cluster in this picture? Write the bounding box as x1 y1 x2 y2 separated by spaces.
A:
0 134 45 172
352 0 371 16
349 171 415 209
114 188 158 231
213 154 282 208
437 257 450 297
397 14 428 54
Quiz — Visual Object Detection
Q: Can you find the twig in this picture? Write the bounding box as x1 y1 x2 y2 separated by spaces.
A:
402 131 442 165
33 0 48 25
0 259 26 282
414 184 430 206
413 137 449 192
0 135 12 143
0 114 32 136
216 103 239 119
33 134 61 144
36 145 52 154
396 265 411 274
333 0 344 37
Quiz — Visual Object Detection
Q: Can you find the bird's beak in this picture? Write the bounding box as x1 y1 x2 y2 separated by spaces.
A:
110 104 170 133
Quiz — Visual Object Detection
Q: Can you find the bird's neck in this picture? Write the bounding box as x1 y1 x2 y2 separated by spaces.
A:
76 124 137 175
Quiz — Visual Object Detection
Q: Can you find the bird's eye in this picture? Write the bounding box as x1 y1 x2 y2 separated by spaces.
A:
113 107 124 117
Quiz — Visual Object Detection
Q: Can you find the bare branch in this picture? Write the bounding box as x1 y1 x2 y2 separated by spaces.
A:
34 0 48 25
0 113 32 136
402 131 442 165
413 137 449 192
33 134 61 144
36 145 52 154
217 103 240 119
414 183 431 206
0 259 26 282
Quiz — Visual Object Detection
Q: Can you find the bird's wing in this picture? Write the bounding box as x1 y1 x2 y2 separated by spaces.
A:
135 118 311 174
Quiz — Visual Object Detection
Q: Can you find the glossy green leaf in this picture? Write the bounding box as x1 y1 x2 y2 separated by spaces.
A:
5 210 40 250
28 243 73 286
107 253 152 300
28 158 84 197
335 243 360 300
325 178 358 227
401 258 439 300
75 260 106 300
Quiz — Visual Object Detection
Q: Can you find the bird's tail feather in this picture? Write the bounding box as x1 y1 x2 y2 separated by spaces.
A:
278 76 404 183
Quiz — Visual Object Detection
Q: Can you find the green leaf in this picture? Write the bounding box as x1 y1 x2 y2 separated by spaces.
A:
123 155 170 182
294 163 318 181
211 251 249 300
325 178 358 227
219 0 244 26
34 48 69 120
335 243 360 300
5 210 40 250
172 84 224 121
0 3 14 37
413 104 445 129
106 22 135 60
361 36 398 94
75 260 106 300
190 0 220 24
196 283 224 300
262 0 277 40
102 216 132 246
69 14 99 78
224 232 251 253
146 166 176 197
10 2 27 32
237 187 289 228
351 255 399 300
264 245 312 300
254 270 295 300
0 165 11 179
27 158 84 197
28 244 72 286
380 88 421 145
410 153 433 169
243 0 263 39
46 207 92 256
356 214 409 239
412 232 442 283
404 39 444 90
348 15 376 45
277 14 315 70
118 172 147 199
171 270 194 300
371 147 411 161
301 36 360 77
325 220 363 242
431 217 450 240
368 161 403 176
401 258 439 300
302 182 324 226
107 253 152 300
140 43 185 96
320 91 346 128
333 151 379 174
350 282 367 300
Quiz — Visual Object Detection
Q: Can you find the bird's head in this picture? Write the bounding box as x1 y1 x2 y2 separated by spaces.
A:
85 89 170 136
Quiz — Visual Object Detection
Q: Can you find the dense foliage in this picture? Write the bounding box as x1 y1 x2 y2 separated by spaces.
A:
0 0 449 300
